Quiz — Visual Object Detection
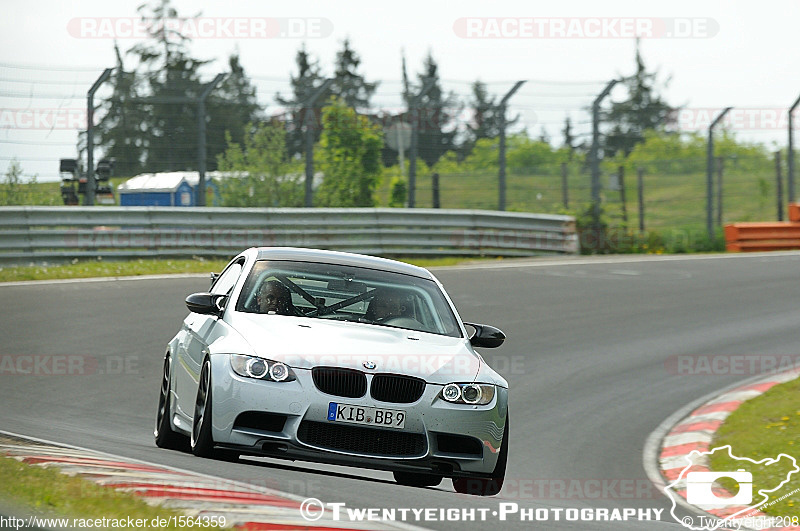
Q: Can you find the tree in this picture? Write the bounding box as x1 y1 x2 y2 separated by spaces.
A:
216 121 303 207
409 52 461 167
207 53 264 169
276 44 326 158
96 42 146 176
127 0 209 172
331 38 377 111
562 116 576 160
0 159 24 205
96 1 263 175
462 80 500 158
401 51 412 104
603 39 676 158
538 126 551 145
315 98 383 207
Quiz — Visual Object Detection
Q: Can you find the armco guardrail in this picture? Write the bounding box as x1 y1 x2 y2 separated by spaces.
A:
0 207 577 263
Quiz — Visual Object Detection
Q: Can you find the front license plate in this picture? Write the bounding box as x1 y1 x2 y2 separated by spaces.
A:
327 402 406 429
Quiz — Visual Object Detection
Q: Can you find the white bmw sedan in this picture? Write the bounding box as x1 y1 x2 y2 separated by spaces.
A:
155 247 509 496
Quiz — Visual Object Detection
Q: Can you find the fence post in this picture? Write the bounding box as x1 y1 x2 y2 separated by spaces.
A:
618 165 628 225
776 151 784 221
637 167 644 232
716 156 724 226
432 172 440 209
561 162 569 208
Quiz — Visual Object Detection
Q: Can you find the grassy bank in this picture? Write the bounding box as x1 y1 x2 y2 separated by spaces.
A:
9 163 779 233
709 376 800 519
376 167 777 232
0 453 206 530
0 256 486 283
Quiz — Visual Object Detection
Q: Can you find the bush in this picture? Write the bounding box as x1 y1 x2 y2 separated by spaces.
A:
388 177 407 207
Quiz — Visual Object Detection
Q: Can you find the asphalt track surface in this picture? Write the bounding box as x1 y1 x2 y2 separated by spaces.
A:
2 252 799 530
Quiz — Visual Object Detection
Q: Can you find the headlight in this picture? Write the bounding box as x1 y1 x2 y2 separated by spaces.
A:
440 383 495 405
442 383 461 401
246 358 268 378
230 355 296 382
269 362 290 382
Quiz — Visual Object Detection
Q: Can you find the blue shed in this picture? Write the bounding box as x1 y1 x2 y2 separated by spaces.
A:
118 172 216 206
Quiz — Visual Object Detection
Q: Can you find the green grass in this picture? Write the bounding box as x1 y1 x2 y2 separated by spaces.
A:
0 256 488 283
0 258 231 282
709 377 800 519
0 453 213 529
375 166 779 232
7 164 781 234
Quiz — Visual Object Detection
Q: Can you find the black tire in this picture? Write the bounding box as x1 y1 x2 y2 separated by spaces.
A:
393 471 443 488
191 358 215 457
453 413 509 496
154 354 188 450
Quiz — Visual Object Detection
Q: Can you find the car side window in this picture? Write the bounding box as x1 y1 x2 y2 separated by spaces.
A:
210 260 244 296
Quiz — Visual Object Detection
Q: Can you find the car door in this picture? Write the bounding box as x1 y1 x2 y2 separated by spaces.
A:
175 259 244 419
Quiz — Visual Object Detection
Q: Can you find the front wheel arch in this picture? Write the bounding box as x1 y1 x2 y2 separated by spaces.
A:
154 351 188 450
190 356 215 457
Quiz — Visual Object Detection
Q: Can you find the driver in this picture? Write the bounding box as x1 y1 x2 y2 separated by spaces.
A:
366 288 409 322
257 280 294 315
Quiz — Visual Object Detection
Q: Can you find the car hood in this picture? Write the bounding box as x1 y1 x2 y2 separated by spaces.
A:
226 313 480 384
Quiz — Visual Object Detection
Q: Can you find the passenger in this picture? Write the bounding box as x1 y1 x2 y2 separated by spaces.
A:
366 288 409 322
257 280 294 315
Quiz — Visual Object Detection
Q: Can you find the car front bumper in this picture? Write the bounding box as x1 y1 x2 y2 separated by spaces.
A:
208 355 508 477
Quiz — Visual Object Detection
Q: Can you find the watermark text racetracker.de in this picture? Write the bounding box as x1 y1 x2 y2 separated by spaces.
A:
672 107 798 131
300 499 664 523
67 17 333 39
665 354 800 376
283 353 526 377
477 478 658 500
0 355 139 376
0 108 86 130
453 17 719 39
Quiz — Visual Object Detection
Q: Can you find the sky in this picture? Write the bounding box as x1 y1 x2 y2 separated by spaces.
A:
1 0 799 182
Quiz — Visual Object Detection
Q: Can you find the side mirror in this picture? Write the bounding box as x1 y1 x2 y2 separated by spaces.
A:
186 292 224 316
465 322 506 349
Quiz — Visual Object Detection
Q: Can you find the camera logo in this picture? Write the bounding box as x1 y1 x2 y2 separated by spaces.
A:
685 469 752 506
664 446 799 530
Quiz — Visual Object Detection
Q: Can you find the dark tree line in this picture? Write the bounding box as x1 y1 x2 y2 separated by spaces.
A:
602 39 676 158
95 0 675 177
96 1 262 176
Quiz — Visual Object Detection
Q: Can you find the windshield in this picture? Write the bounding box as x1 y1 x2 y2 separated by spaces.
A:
235 260 462 338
